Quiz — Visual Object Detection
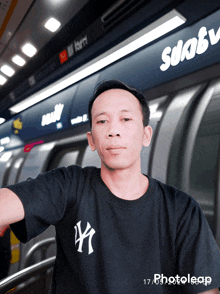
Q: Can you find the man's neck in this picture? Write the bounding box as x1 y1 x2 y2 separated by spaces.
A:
100 164 149 201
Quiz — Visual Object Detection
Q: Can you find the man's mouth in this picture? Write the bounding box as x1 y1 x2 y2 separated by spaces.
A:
106 146 126 150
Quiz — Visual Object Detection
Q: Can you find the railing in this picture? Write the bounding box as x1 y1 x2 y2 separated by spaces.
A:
0 256 55 293
0 238 56 293
23 237 56 268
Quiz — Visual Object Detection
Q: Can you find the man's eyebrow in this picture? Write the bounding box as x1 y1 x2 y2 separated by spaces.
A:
121 109 131 113
94 112 107 119
94 109 132 118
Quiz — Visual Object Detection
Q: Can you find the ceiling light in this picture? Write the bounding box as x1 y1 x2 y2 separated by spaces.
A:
149 103 159 114
150 111 163 119
10 10 186 113
0 151 12 162
44 17 61 32
0 75 7 85
12 55 26 66
0 118 5 124
1 65 15 77
0 136 10 144
21 43 37 57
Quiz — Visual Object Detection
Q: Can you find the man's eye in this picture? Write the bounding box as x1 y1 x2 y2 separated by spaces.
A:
123 118 131 122
97 120 107 124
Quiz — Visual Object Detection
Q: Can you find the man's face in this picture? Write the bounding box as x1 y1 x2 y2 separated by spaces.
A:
87 89 152 171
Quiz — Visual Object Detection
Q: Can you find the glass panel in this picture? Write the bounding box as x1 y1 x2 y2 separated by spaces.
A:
56 150 79 168
7 157 24 185
151 86 201 183
189 94 220 233
82 146 101 168
141 96 166 175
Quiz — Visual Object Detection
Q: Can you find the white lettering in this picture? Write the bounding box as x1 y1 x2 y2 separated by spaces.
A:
180 276 187 284
56 122 63 129
41 103 64 126
71 114 88 125
67 44 74 57
74 36 88 52
83 114 88 122
160 47 171 71
196 27 209 54
71 116 82 125
171 40 183 66
181 38 197 61
160 24 220 71
197 276 204 284
153 274 212 286
208 27 220 45
74 221 96 255
205 276 212 285
153 274 161 283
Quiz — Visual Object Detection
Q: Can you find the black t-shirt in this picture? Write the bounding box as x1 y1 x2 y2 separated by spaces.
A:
7 165 220 293
0 229 11 280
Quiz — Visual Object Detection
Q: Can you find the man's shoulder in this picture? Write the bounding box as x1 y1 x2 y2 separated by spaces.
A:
35 165 100 189
57 165 100 183
53 164 100 175
65 164 100 175
150 176 199 208
150 178 205 233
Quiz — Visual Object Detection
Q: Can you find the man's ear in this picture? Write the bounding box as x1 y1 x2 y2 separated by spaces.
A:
143 125 153 147
87 131 96 151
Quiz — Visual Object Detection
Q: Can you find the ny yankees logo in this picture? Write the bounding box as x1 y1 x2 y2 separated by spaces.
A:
74 221 96 255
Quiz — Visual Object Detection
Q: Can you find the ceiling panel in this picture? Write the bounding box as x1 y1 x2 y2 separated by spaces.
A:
0 0 90 93
1 0 220 123
0 0 35 51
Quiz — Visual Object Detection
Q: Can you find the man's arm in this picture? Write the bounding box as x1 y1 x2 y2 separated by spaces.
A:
199 288 219 294
0 188 25 236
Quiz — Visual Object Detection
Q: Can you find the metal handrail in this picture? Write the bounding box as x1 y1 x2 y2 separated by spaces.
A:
24 237 56 268
0 256 55 293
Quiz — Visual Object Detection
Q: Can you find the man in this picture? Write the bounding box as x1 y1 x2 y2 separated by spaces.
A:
0 80 220 293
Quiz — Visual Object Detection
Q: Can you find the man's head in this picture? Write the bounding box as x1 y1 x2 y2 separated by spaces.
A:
88 80 150 128
87 80 152 171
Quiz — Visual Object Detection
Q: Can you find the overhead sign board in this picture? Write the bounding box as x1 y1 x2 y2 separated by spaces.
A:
16 85 77 141
99 8 220 92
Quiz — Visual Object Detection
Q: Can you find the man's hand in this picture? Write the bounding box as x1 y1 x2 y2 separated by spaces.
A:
0 225 10 237
199 288 219 294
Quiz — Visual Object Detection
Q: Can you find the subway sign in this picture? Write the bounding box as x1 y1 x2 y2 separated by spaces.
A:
160 26 220 71
105 8 220 93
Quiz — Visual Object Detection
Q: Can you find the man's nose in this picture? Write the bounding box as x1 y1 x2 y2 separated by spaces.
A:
107 122 120 137
108 133 120 137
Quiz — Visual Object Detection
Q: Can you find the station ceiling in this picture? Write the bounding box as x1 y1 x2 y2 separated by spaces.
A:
0 0 220 121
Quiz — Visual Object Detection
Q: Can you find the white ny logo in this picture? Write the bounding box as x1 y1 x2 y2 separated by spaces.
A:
74 221 96 255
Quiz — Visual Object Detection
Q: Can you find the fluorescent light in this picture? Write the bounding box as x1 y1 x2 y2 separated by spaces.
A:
0 75 7 85
44 17 61 32
12 55 26 66
1 65 15 77
21 43 37 57
0 147 4 153
0 151 12 162
150 111 163 119
149 103 159 114
0 118 5 124
0 136 10 144
10 9 186 113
